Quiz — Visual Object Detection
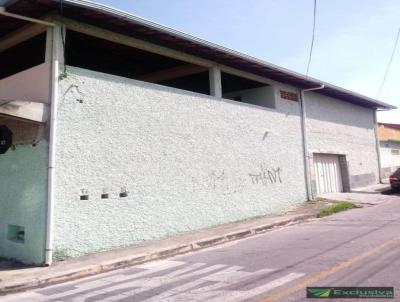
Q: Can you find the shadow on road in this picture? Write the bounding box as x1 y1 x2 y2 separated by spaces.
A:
0 259 33 273
352 185 399 196
381 188 400 196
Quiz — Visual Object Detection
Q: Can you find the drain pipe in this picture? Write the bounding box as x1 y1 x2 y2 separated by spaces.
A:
373 111 381 183
299 84 325 201
44 23 64 266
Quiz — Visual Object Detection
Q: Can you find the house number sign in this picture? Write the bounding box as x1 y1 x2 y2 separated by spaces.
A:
0 125 12 154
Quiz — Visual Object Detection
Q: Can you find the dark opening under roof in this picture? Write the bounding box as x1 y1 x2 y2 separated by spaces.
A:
0 0 396 110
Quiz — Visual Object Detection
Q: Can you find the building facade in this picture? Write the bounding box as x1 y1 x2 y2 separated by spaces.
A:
0 0 394 264
378 123 400 179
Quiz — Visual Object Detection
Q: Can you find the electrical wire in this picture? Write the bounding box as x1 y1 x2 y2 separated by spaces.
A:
377 27 400 99
306 0 317 76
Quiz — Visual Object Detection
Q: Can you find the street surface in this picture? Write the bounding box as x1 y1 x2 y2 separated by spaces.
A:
2 192 399 302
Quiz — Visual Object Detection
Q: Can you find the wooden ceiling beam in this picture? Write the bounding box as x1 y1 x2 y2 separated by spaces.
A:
0 22 46 51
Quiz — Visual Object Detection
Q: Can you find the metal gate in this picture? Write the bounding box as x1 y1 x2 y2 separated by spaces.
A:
314 154 343 195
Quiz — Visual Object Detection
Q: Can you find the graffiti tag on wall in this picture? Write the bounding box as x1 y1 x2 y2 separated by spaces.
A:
191 169 246 195
248 164 282 185
191 164 283 194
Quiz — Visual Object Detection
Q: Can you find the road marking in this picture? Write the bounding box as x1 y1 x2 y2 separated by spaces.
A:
138 266 248 302
207 272 304 302
1 260 302 302
19 260 186 301
53 263 227 301
136 260 184 270
140 266 277 302
260 235 400 302
202 265 257 282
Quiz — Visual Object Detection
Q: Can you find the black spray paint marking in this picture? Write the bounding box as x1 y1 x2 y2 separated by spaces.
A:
209 170 226 189
249 166 282 185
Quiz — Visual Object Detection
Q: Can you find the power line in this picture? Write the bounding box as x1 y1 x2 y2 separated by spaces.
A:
377 27 400 99
306 0 317 76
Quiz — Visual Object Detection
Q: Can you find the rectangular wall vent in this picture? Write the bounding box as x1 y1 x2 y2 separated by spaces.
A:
280 90 299 102
7 224 25 243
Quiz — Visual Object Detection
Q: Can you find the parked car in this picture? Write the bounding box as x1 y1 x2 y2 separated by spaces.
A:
389 168 400 191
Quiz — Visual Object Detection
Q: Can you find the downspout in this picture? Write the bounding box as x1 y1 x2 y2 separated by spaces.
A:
299 84 325 201
45 23 63 266
373 109 385 183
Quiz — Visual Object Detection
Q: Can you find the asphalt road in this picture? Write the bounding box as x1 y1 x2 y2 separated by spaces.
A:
2 192 400 302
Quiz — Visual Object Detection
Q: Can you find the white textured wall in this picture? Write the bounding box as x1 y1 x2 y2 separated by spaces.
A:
380 141 400 177
305 92 379 188
53 67 306 259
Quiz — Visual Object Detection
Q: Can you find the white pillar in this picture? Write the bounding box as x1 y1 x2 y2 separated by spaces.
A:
209 66 222 98
44 28 53 63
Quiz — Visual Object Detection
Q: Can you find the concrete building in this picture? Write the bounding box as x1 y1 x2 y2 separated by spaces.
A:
378 123 400 179
0 0 395 265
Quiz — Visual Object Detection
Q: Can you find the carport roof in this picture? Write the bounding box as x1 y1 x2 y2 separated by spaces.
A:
0 0 396 110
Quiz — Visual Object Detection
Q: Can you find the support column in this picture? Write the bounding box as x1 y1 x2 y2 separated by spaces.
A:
209 66 222 98
44 28 53 63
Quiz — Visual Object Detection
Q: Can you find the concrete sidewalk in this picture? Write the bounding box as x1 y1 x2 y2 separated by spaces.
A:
0 193 383 295
322 183 398 205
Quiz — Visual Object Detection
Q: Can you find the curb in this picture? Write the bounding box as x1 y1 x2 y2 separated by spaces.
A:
0 213 315 295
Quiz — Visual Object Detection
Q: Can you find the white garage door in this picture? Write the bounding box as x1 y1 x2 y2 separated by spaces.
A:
314 154 343 195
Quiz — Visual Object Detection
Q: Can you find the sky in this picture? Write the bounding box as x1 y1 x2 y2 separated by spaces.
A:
96 0 400 123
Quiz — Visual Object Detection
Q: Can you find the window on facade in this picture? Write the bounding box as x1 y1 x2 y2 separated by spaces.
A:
221 72 276 109
65 30 210 95
0 33 46 80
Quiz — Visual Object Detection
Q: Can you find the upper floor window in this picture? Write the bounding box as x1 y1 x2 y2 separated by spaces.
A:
65 30 210 95
221 72 275 109
64 30 277 109
0 33 46 80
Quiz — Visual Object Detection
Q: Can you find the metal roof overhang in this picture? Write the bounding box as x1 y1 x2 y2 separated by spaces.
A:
1 0 396 110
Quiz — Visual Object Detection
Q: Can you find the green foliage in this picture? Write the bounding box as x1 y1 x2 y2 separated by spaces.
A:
317 201 354 218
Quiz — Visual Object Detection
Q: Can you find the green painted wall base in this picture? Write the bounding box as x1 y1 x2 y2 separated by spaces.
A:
0 143 48 264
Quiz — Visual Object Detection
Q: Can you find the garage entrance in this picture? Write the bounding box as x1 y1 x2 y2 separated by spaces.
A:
313 154 343 195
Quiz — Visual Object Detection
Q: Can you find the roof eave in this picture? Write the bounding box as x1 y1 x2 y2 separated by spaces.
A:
2 0 397 111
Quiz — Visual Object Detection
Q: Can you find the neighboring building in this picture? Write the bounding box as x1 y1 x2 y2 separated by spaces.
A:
378 123 400 179
0 0 395 265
